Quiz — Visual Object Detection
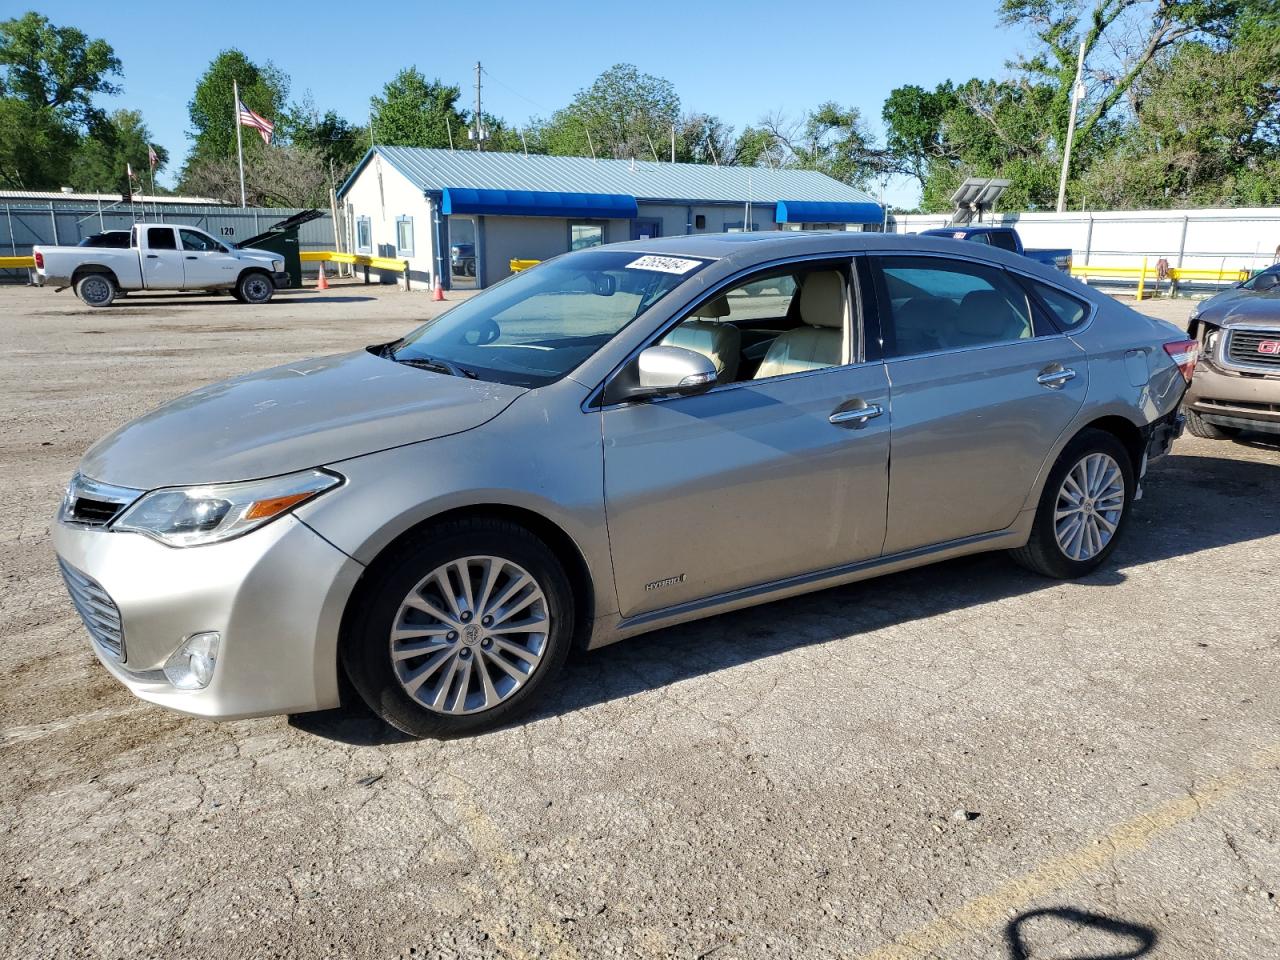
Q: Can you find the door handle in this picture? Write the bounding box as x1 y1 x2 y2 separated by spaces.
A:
146 254 159 259
829 402 884 426
185 255 198 260
1036 366 1077 388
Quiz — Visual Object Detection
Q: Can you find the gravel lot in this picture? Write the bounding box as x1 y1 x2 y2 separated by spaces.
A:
2 282 1278 960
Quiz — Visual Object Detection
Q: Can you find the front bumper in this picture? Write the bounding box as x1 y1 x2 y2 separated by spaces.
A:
1185 361 1280 433
51 514 363 720
271 270 291 289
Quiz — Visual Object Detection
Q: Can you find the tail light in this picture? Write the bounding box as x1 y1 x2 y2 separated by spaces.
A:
34 250 43 269
1163 339 1199 382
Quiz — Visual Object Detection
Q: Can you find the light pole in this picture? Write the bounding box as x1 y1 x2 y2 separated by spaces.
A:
1056 40 1087 214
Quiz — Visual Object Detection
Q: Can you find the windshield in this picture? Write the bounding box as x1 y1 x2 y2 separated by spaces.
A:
387 250 710 387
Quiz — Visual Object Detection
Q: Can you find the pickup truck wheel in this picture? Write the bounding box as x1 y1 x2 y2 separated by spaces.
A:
75 273 116 307
236 272 274 305
1185 408 1237 440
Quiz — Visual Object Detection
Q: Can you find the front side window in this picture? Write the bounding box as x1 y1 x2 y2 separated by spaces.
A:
396 217 414 256
570 223 603 250
180 229 222 252
388 250 710 387
659 261 849 383
874 256 1037 357
147 227 177 250
356 217 372 253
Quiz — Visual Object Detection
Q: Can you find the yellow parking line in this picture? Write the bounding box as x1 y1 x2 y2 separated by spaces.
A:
853 743 1280 960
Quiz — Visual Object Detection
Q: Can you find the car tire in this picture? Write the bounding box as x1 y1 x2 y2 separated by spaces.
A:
74 273 117 307
1010 428 1135 579
1184 407 1237 440
341 517 575 738
236 271 274 304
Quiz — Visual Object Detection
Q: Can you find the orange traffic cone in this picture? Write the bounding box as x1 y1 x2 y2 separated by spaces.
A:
432 277 444 302
316 263 329 290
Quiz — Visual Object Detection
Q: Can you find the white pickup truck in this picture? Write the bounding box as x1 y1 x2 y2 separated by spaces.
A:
34 223 289 307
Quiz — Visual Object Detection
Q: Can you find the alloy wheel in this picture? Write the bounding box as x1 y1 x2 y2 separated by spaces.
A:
389 556 550 715
1053 452 1125 562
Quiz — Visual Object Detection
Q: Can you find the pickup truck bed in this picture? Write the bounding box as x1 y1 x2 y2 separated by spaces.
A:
920 226 1072 273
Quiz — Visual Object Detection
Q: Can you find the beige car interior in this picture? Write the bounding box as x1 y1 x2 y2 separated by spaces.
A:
661 269 848 384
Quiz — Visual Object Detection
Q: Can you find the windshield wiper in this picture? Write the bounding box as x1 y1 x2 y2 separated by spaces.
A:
394 354 478 379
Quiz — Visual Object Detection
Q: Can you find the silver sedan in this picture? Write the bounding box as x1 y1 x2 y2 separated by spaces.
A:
53 233 1197 737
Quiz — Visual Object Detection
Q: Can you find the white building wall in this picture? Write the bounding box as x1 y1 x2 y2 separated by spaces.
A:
341 157 436 287
888 207 1280 273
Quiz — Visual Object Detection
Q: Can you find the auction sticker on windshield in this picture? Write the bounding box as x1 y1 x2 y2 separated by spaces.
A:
625 255 704 275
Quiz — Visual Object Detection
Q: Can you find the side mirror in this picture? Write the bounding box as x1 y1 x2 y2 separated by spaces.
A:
1254 272 1279 292
603 345 717 404
638 345 717 396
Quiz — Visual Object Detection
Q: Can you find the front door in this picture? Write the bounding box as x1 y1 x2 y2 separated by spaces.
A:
869 254 1088 554
141 226 184 289
449 218 478 289
179 228 239 288
631 219 662 242
602 258 891 619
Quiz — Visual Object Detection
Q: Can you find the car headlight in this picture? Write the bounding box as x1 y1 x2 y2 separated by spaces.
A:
274 259 284 271
113 469 341 547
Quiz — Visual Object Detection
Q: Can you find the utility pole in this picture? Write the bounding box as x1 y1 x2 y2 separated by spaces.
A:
472 60 484 151
1056 40 1087 214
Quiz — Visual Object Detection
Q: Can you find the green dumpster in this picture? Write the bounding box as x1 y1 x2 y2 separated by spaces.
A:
238 209 324 289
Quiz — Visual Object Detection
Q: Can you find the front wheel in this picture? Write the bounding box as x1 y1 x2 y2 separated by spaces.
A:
1010 429 1135 579
341 518 574 738
236 271 274 304
1184 407 1238 440
75 273 117 307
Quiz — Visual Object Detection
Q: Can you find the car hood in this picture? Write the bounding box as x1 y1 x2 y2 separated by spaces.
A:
1197 288 1280 325
79 349 525 489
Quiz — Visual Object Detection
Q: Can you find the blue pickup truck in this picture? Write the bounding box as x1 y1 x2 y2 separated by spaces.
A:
920 225 1072 274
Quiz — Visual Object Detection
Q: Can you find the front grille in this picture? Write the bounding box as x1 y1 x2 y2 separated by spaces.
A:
58 559 125 661
58 474 141 529
1225 329 1280 370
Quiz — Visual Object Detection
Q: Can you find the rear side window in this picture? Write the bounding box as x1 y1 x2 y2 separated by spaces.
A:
147 227 177 250
987 230 1018 253
873 256 1037 357
1026 279 1090 330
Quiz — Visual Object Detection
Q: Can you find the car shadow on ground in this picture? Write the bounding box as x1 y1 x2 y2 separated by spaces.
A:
292 452 1280 745
1005 907 1157 959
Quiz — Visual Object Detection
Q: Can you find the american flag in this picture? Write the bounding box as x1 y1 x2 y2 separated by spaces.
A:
148 144 158 169
236 98 274 145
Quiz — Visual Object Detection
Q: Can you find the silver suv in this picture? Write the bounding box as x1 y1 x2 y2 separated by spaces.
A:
53 233 1196 737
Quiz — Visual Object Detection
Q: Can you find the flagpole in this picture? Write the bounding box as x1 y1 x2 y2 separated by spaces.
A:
233 78 246 207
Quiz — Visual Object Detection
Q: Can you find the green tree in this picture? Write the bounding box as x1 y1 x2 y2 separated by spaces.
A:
881 83 958 188
71 109 167 193
185 49 288 170
287 96 367 185
0 11 121 188
369 69 466 148
534 63 681 160
751 103 889 187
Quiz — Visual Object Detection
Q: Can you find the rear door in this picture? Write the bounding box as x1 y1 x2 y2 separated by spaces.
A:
869 254 1087 554
140 226 184 289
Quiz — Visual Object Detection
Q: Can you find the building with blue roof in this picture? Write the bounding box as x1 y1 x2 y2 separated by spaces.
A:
337 146 885 289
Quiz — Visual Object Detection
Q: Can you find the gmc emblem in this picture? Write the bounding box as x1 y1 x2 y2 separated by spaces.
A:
1259 340 1280 355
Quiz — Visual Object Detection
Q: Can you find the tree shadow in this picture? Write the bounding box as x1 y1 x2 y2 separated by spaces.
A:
295 451 1280 744
1006 907 1157 959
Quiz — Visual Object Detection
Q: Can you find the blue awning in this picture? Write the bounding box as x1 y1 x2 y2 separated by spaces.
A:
775 200 884 224
442 188 639 220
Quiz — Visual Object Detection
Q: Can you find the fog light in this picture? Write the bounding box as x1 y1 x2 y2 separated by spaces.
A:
163 632 220 690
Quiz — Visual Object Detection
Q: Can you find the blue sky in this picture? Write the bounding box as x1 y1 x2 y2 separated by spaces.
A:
46 0 1034 207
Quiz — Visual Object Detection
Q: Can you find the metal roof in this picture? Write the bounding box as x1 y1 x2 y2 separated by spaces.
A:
0 190 224 205
341 146 880 206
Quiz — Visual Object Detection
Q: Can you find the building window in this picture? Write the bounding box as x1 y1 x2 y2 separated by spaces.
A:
724 221 760 233
356 216 372 254
395 216 414 256
570 223 604 250
694 214 707 230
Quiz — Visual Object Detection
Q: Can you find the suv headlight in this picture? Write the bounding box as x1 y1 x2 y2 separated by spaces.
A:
113 469 341 547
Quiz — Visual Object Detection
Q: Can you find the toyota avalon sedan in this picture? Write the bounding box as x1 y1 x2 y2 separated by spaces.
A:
53 233 1197 737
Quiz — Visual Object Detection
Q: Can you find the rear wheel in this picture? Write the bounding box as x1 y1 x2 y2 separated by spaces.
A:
1010 429 1135 579
1185 407 1238 440
74 273 116 307
236 271 274 304
341 518 574 738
